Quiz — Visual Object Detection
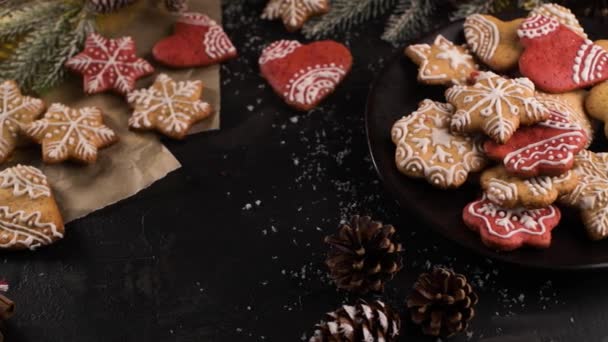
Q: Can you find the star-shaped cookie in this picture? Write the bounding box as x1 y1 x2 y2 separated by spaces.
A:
560 150 608 240
391 99 487 189
405 34 478 85
0 80 44 163
65 33 154 95
24 104 118 164
127 74 213 139
446 71 549 144
261 0 329 32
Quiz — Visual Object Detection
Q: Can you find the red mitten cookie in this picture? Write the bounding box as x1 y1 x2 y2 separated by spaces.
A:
463 195 560 251
518 15 608 93
153 12 237 68
259 40 352 111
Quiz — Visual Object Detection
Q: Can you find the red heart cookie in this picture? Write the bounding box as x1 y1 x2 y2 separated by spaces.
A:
518 14 608 93
259 40 353 111
153 12 237 68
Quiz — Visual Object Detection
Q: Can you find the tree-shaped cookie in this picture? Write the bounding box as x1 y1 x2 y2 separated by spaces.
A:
127 74 212 139
391 99 487 189
261 0 329 32
445 71 549 144
24 104 118 164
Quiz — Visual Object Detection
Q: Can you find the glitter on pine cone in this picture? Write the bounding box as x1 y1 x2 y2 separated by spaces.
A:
87 0 137 13
309 300 401 342
324 215 403 294
407 267 479 338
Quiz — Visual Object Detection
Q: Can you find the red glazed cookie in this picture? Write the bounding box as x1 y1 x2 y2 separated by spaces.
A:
259 40 352 111
484 105 588 178
518 15 608 93
463 195 560 251
152 12 237 68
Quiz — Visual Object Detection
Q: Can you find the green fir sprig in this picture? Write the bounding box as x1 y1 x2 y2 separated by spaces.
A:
382 0 435 45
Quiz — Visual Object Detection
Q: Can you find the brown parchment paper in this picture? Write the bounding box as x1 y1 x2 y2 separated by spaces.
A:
7 0 223 221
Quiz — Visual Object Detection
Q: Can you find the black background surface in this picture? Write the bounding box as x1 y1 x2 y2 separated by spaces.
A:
3 1 608 341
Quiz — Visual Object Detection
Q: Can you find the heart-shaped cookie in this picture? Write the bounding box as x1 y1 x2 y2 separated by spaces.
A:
259 40 352 111
153 12 237 68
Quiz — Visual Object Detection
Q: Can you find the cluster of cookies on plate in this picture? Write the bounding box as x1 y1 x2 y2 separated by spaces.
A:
394 3 608 251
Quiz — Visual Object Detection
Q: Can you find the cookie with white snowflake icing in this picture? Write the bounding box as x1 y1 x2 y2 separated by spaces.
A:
261 0 329 32
481 165 577 209
24 104 118 164
0 165 64 250
405 34 478 85
463 195 560 251
0 80 44 164
445 71 549 144
391 99 487 189
560 150 608 240
65 33 154 95
127 74 213 139
530 3 586 39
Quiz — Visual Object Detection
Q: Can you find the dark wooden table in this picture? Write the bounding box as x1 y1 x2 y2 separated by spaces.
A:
3 1 608 341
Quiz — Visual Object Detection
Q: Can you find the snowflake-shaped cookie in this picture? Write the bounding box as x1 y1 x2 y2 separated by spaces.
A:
24 104 118 164
446 71 549 144
65 33 154 95
463 195 560 251
560 150 608 240
481 165 577 209
261 0 329 32
405 34 478 85
127 74 212 139
391 99 487 189
0 80 44 163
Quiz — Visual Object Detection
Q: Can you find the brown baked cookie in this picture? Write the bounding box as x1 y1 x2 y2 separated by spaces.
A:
481 165 578 209
0 165 64 250
530 3 587 38
464 14 524 71
405 34 478 85
585 40 608 139
536 90 593 148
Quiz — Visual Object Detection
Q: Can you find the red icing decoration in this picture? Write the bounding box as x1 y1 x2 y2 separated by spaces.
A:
259 40 353 111
518 14 608 93
153 12 237 68
463 195 560 251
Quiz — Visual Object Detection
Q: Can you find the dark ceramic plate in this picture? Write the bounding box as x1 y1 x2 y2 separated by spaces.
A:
365 16 608 270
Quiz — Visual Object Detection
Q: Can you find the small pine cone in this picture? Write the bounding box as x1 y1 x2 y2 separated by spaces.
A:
325 215 403 294
407 268 479 338
309 300 401 342
165 0 188 12
87 0 137 13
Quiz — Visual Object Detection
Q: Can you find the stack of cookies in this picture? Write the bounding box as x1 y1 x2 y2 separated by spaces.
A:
396 3 608 251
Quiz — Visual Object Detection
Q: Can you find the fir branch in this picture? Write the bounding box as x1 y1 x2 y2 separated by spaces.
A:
381 0 435 45
0 1 67 43
302 0 399 39
450 0 503 20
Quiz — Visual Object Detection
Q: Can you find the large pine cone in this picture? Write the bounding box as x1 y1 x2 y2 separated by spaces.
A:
325 215 403 294
87 0 137 13
407 268 478 337
309 300 401 342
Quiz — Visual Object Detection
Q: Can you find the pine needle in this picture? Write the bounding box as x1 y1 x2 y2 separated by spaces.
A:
450 0 499 20
381 0 435 45
0 1 66 43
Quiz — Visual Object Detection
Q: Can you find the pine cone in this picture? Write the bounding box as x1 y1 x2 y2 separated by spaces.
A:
309 300 401 342
325 216 403 294
87 0 137 13
165 0 188 12
407 268 478 338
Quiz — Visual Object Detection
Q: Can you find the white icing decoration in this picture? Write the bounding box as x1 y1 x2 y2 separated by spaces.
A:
283 64 346 105
0 165 50 199
259 40 302 65
517 14 560 39
203 25 236 60
407 35 475 84
0 206 62 250
486 179 517 205
464 14 499 61
572 40 608 84
178 12 217 26
261 0 328 28
530 3 587 38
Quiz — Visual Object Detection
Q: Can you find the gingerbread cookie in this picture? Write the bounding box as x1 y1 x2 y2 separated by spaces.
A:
463 14 524 71
481 166 577 209
463 195 560 251
152 12 237 68
261 0 329 32
584 40 608 138
391 99 487 189
536 91 593 148
127 74 213 139
0 80 44 164
560 150 608 240
484 101 588 178
518 15 608 93
0 165 64 250
405 34 478 85
259 40 352 111
530 3 586 38
24 104 118 164
445 71 549 144
65 33 154 95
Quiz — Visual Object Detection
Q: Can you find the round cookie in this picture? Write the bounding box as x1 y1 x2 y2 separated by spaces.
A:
405 34 478 85
391 99 487 189
530 3 586 39
464 14 524 71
